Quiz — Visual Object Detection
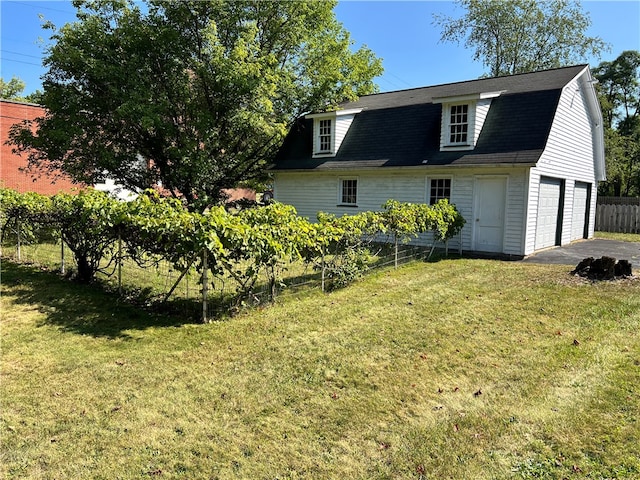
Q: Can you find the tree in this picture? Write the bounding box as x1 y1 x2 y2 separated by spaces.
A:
1 77 26 99
0 76 44 103
593 51 640 196
9 0 382 210
434 0 608 77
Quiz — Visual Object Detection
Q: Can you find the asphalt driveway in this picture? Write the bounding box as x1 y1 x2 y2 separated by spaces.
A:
522 239 640 269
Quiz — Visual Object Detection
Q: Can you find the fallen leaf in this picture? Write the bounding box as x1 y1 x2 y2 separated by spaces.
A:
379 441 390 450
573 339 580 346
437 387 444 394
474 389 482 397
453 424 459 432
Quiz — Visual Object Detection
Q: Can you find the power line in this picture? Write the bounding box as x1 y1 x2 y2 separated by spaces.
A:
2 50 43 60
1 58 43 67
386 72 414 89
4 0 76 15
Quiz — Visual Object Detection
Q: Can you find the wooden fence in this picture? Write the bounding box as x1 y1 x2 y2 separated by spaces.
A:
596 197 640 233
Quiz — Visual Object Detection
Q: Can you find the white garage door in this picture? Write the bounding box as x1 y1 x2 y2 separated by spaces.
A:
571 183 589 241
535 178 562 250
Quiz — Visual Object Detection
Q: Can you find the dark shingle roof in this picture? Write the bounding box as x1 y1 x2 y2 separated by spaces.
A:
272 65 587 171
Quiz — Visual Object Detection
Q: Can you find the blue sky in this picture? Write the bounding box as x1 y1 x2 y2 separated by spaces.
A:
1 0 639 95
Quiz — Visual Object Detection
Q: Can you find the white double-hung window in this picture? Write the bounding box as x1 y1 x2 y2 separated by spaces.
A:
339 178 358 206
448 104 469 145
318 119 332 153
433 91 503 151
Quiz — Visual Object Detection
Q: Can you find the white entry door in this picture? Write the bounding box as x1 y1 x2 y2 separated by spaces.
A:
535 177 562 250
474 177 506 252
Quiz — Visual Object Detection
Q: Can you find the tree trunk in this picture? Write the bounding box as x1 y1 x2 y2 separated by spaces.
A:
75 253 94 283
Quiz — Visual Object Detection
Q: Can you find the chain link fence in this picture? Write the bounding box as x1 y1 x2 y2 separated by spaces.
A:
2 238 439 320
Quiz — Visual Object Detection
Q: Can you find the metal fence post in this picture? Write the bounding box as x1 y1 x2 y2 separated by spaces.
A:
60 232 65 274
202 249 209 323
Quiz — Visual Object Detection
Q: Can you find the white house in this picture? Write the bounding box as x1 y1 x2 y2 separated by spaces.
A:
270 65 605 257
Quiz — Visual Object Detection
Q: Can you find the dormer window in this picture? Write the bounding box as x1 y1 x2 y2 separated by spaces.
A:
433 91 504 151
306 108 362 158
319 119 332 153
449 104 469 144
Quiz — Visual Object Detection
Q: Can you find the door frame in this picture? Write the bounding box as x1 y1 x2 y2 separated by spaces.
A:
472 175 508 253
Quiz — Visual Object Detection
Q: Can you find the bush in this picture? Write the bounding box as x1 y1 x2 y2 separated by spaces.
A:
323 246 372 291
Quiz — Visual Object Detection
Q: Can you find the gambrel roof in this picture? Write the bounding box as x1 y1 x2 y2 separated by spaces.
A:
272 65 590 171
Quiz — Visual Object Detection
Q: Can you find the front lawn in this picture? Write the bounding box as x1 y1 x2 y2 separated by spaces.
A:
595 231 640 243
1 259 638 479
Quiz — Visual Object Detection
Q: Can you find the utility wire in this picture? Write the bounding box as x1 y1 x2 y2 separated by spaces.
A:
1 58 42 67
4 0 76 15
1 50 43 60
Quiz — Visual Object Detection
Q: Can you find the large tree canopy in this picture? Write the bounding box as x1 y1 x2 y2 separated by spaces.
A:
10 0 382 209
434 0 608 77
593 50 640 197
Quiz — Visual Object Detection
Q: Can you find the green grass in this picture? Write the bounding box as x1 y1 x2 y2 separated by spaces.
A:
1 258 639 479
595 231 640 242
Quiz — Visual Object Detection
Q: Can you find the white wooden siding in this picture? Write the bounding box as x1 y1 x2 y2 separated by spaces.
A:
275 167 529 254
335 114 356 154
473 99 492 145
524 72 598 254
503 171 527 255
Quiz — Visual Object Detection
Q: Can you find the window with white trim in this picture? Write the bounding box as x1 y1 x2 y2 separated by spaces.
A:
448 104 469 144
339 178 358 206
428 178 451 205
317 118 332 154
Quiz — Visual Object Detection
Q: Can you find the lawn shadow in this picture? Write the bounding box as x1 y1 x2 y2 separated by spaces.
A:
1 260 204 339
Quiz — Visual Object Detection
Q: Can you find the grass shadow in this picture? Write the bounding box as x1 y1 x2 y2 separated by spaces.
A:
1 260 204 339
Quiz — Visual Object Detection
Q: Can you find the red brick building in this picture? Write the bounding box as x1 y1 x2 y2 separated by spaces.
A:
1 99 80 195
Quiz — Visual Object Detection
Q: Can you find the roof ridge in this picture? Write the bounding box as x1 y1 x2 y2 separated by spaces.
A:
359 64 589 98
